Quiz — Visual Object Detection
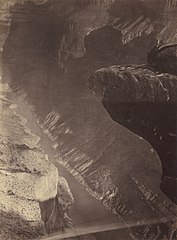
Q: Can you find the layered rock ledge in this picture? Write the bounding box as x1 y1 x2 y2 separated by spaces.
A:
0 82 74 239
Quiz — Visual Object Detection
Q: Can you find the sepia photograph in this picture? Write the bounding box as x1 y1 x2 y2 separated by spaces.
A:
0 0 176 239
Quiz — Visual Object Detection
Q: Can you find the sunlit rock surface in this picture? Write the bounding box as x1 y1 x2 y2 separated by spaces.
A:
0 82 74 239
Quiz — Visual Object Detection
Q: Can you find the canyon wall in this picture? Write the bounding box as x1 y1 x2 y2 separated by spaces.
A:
0 0 177 239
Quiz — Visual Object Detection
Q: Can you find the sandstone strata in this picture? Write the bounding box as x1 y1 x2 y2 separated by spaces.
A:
0 82 74 239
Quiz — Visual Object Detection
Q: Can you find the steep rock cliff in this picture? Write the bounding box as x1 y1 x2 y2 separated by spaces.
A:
88 65 177 203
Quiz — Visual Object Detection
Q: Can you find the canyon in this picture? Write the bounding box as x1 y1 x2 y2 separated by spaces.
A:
0 0 176 239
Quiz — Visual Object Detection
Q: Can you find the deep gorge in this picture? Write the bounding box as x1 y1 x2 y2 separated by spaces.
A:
0 0 177 239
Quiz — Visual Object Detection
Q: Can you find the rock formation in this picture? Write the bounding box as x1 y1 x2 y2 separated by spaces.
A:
1 0 177 239
88 65 177 204
0 82 74 239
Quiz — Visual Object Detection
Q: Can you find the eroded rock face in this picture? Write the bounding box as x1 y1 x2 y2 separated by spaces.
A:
88 65 177 204
1 1 177 239
39 177 74 233
0 82 74 238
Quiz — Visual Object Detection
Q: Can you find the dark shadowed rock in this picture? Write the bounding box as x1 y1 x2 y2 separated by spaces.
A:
88 65 177 204
84 26 123 59
147 43 177 76
39 178 74 234
121 33 158 64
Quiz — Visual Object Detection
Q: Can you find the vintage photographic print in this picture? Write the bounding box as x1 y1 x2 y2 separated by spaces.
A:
0 0 176 239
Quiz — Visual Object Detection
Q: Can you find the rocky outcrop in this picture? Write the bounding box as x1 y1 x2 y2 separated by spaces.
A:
0 82 74 239
88 65 177 204
1 1 177 239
